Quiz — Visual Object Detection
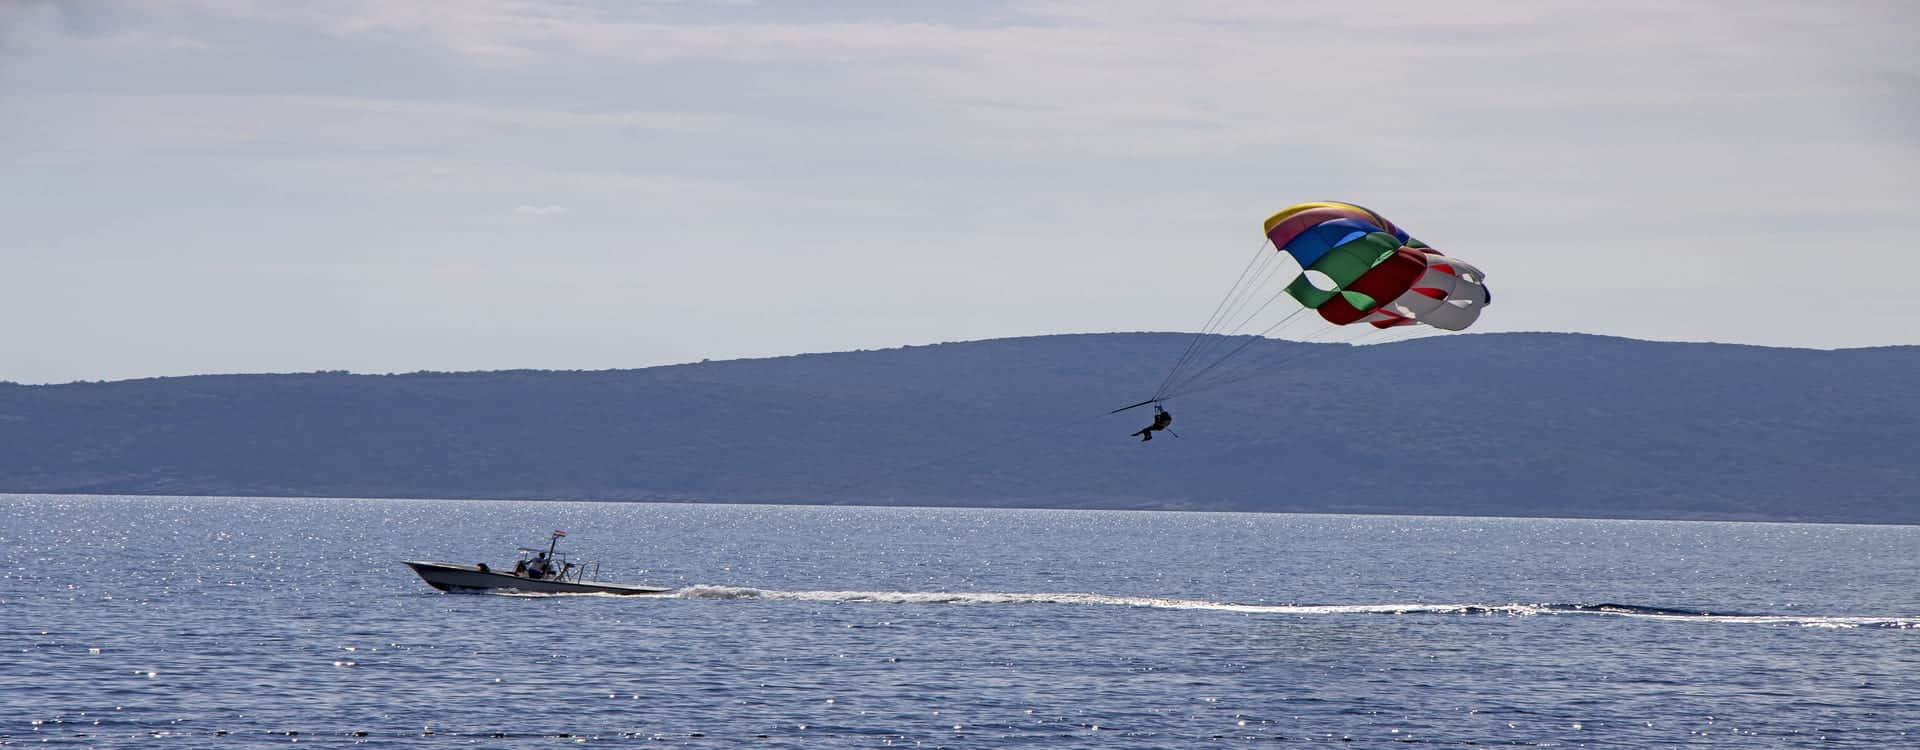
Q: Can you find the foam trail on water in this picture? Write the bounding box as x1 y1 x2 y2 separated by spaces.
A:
668 585 1919 629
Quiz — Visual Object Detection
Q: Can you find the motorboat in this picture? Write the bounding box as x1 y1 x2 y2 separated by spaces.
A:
403 531 672 595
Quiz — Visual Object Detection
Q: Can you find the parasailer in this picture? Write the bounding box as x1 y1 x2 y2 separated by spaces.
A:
1131 405 1174 441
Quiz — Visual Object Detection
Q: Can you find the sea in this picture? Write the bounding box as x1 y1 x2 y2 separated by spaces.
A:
2 495 1916 748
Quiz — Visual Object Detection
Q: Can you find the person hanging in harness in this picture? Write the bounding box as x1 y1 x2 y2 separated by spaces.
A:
1132 405 1173 441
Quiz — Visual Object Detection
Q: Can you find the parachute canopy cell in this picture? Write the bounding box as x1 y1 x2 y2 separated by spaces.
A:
1263 201 1490 331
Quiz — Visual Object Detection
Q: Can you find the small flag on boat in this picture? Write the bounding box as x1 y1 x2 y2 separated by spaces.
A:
553 530 567 537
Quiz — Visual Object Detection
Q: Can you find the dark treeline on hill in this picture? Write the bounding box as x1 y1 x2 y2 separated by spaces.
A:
2 332 1916 524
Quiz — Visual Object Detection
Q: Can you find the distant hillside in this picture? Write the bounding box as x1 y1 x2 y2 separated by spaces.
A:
2 333 1916 524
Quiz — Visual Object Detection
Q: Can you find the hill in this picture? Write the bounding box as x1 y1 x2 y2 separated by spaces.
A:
2 332 1915 523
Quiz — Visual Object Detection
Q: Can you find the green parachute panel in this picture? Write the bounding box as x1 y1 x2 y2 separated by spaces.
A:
1283 232 1401 309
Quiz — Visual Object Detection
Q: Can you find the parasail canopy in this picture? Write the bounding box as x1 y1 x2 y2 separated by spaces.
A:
1131 200 1494 408
1263 201 1489 331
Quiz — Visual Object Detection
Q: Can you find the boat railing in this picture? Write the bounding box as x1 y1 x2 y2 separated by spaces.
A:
510 549 611 583
511 533 609 583
562 560 606 583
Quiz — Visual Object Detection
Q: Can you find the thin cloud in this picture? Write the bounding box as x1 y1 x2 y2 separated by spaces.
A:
2 0 1916 385
6 94 732 157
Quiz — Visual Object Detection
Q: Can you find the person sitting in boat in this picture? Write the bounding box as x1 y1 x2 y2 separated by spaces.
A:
513 559 529 577
527 552 551 579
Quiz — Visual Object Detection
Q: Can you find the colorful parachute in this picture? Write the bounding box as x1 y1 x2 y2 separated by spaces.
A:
1263 201 1489 331
1124 200 1491 409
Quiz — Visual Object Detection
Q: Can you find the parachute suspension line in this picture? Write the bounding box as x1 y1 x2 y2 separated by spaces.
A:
1169 308 1392 397
1207 251 1290 335
1152 250 1319 403
1148 239 1284 402
1156 239 1281 389
1158 305 1329 400
1175 337 1377 400
1158 303 1309 399
1158 308 1329 399
1171 324 1412 400
1219 275 1304 342
1168 339 1341 402
1173 262 1298 384
1176 247 1303 367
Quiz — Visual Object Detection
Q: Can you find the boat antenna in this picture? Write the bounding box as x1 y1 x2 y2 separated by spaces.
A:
548 530 566 557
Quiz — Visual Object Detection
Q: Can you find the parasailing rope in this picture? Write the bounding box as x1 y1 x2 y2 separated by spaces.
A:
1149 239 1283 401
1142 237 1339 405
1137 238 1436 407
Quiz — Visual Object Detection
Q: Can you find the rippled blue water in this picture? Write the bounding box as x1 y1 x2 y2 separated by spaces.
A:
3 494 1917 747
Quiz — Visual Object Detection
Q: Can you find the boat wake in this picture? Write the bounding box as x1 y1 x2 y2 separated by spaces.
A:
668 585 1919 629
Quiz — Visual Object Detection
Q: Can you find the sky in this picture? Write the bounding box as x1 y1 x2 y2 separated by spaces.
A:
2 0 1915 384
